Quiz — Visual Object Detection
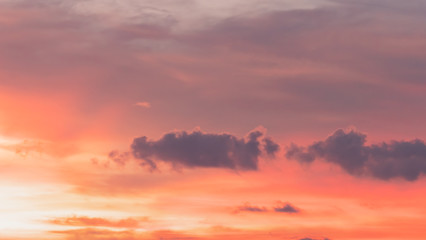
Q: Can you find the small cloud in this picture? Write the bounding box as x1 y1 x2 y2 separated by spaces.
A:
108 150 131 166
136 101 151 108
274 202 300 213
234 202 268 213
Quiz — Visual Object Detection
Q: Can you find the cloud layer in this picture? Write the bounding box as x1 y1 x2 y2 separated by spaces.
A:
1 0 426 142
131 130 279 170
286 129 426 181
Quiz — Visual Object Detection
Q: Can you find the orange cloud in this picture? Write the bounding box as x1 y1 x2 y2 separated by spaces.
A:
47 216 145 228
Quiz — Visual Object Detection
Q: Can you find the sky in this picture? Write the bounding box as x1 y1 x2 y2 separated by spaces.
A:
0 0 426 239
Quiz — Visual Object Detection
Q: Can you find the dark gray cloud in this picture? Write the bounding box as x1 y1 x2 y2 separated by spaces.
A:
286 129 426 181
131 130 279 170
263 138 280 157
274 203 300 213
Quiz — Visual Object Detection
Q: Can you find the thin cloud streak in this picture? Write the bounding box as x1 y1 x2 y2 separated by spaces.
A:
136 102 151 108
47 216 144 228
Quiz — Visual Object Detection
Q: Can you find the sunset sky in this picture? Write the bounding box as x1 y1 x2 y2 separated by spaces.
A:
1 0 426 240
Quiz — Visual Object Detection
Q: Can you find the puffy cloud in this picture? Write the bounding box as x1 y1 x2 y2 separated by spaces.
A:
263 138 280 157
286 129 426 181
131 130 279 170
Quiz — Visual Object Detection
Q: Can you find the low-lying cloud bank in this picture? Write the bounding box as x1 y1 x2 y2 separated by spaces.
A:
131 130 279 171
286 129 426 181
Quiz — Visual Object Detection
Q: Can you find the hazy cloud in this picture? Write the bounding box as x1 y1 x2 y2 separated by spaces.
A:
234 203 268 213
286 129 426 181
50 228 137 240
131 130 279 170
108 150 132 166
48 216 145 228
135 101 151 108
0 140 43 157
1 0 426 142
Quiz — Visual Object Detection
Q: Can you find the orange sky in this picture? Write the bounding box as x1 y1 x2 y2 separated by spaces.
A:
1 1 426 240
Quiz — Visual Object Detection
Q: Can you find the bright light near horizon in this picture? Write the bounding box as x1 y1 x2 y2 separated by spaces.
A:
0 135 21 158
0 185 52 238
0 135 19 145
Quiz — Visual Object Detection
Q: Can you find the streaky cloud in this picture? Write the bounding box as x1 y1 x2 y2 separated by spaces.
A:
47 216 145 228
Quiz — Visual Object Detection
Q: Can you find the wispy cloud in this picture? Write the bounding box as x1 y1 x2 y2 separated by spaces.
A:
136 101 151 108
234 203 268 213
47 216 146 228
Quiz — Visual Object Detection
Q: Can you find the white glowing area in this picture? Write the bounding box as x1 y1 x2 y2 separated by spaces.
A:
0 135 19 145
0 185 53 239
